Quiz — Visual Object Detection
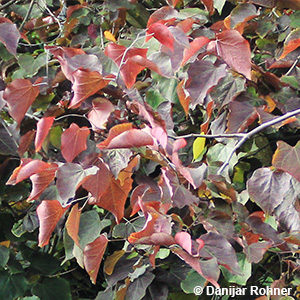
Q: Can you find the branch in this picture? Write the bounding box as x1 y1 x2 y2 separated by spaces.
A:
169 133 246 139
115 29 148 83
19 0 36 31
0 0 22 11
217 108 300 175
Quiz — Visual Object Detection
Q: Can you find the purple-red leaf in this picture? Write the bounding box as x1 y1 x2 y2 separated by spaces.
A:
35 116 55 152
279 28 300 60
272 140 300 182
83 234 108 284
66 203 81 246
247 167 292 214
182 36 210 66
215 29 252 79
185 60 227 108
104 43 148 88
61 123 90 162
88 98 114 130
70 68 111 108
3 79 40 125
0 21 20 55
146 23 174 51
97 123 153 150
37 200 68 247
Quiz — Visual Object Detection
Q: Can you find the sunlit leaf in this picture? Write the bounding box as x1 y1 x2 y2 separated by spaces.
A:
37 200 68 247
272 141 300 182
61 123 90 163
3 79 40 125
35 117 55 152
83 234 108 284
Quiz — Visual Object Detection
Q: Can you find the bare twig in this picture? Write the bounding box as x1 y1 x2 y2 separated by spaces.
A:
115 29 148 83
169 133 246 139
285 55 300 76
0 0 22 11
19 0 36 31
217 108 300 175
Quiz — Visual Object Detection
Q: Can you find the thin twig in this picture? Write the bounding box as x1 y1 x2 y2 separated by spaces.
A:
55 114 88 121
0 0 22 11
169 133 246 139
19 0 36 31
116 29 148 83
217 108 300 175
285 55 300 76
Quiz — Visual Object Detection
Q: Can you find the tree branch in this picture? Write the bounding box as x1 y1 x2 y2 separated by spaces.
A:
217 108 300 175
0 0 22 11
169 133 246 139
19 0 36 31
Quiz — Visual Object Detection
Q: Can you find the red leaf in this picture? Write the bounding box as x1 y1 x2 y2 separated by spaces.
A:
104 43 148 88
128 203 174 245
61 123 90 162
146 23 174 51
6 159 56 186
97 123 133 149
104 129 153 149
171 247 220 288
176 18 195 33
129 55 161 75
228 3 259 33
37 200 67 247
182 36 210 66
66 203 81 246
3 79 40 125
227 100 258 133
28 163 58 201
272 141 300 182
83 234 108 284
147 6 178 28
35 117 55 152
176 80 190 115
87 98 114 130
215 29 252 79
18 130 36 157
70 68 111 108
82 159 112 203
97 123 153 150
45 46 86 81
0 21 20 55
279 28 300 60
88 157 138 223
200 0 214 15
175 232 204 256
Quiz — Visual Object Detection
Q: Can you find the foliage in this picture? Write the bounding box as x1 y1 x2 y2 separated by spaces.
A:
0 0 300 299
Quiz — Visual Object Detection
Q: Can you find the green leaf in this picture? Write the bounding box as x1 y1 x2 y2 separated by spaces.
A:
32 278 71 300
281 76 300 90
181 269 206 294
214 0 226 14
220 253 251 285
49 126 63 149
0 272 28 300
0 245 9 267
78 210 101 248
290 11 300 28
